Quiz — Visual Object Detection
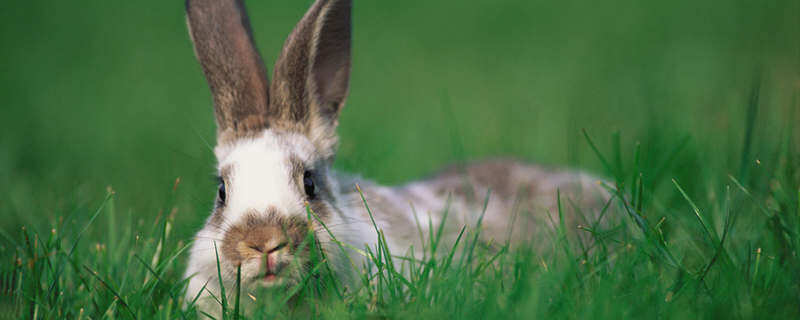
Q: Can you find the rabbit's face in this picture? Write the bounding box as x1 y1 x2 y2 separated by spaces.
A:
186 0 352 289
209 131 337 287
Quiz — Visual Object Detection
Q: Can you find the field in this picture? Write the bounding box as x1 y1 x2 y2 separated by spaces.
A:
1 0 799 318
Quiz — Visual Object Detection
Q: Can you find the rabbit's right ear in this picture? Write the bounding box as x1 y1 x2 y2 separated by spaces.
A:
186 0 271 137
270 0 352 157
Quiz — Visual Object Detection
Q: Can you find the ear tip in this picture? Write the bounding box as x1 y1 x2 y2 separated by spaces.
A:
184 0 194 17
184 0 200 14
184 0 204 19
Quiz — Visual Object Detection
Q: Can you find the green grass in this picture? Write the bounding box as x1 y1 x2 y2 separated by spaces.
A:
1 0 799 318
2 129 799 319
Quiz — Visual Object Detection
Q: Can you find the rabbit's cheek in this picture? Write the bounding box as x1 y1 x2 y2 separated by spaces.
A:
240 259 263 280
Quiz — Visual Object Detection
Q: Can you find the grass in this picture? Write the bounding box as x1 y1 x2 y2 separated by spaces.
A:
1 0 799 319
2 124 799 319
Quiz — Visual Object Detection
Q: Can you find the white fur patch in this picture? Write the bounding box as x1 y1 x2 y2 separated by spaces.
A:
214 131 316 225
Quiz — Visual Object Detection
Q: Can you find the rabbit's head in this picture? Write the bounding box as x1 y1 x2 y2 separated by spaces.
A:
185 0 351 287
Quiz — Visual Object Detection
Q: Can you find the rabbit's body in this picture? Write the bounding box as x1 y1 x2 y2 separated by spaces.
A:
182 0 609 316
184 133 606 315
337 159 606 253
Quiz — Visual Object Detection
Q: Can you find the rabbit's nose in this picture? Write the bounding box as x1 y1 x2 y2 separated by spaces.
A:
235 239 288 278
221 209 307 266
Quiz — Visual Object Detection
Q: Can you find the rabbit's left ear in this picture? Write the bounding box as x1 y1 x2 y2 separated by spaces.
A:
270 0 351 155
186 0 272 136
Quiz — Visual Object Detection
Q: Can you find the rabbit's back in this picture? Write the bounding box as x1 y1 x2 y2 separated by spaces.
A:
335 159 612 254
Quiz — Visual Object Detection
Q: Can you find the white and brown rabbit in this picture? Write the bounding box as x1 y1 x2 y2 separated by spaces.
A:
183 0 610 315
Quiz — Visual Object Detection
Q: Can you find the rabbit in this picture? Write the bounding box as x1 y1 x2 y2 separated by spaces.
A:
183 0 611 316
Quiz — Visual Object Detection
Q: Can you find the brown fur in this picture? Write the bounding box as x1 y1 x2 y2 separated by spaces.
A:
385 159 611 251
187 0 351 158
434 159 520 199
270 0 351 124
221 209 309 266
185 0 271 134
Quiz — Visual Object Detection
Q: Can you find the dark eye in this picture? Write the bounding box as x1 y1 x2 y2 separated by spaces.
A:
303 171 316 199
217 177 226 205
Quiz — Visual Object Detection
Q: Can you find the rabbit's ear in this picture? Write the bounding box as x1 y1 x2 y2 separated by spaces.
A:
270 0 351 142
186 0 271 135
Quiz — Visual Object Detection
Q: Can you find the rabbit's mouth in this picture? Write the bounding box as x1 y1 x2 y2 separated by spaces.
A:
251 259 292 287
256 271 285 287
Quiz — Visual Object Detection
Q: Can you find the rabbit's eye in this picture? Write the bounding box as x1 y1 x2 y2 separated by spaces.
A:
217 178 226 205
303 171 316 200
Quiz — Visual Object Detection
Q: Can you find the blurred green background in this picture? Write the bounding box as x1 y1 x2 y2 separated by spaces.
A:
0 0 797 240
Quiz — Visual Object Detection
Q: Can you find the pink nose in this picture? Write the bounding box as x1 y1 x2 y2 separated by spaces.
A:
239 240 287 274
